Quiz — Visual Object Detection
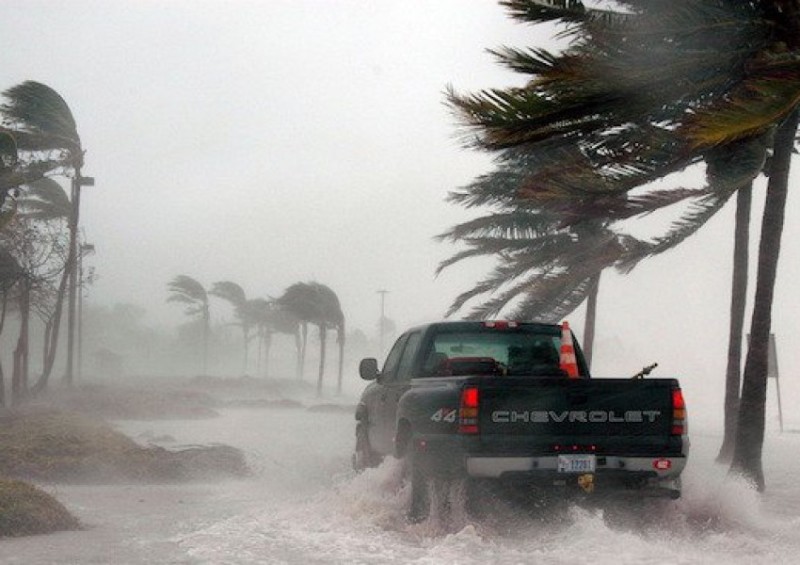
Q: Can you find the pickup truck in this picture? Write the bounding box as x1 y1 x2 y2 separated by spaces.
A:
353 320 688 520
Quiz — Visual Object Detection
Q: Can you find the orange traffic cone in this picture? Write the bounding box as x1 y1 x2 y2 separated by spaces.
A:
559 321 580 379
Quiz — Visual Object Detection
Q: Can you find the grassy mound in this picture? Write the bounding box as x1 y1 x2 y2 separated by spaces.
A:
0 409 248 483
0 478 79 537
40 383 219 420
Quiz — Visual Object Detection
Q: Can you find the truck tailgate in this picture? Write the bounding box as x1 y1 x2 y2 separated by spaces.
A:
476 377 679 455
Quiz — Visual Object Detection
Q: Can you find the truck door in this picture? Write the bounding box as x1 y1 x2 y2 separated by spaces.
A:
366 333 408 454
380 331 422 454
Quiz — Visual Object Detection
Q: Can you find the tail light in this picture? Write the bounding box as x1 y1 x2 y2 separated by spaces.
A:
671 387 687 436
459 386 480 434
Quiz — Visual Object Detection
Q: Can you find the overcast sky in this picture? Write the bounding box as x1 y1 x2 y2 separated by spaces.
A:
3 1 800 418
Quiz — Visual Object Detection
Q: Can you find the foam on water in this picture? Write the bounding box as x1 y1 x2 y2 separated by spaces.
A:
171 422 800 565
171 450 799 565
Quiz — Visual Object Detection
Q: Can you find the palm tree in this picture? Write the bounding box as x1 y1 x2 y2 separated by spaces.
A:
209 281 255 375
310 282 346 394
447 0 800 488
263 303 303 379
1 81 86 387
3 178 73 396
167 275 210 374
438 154 712 367
0 247 22 405
278 282 346 394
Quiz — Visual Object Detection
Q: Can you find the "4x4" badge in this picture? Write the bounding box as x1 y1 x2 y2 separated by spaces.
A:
430 408 457 423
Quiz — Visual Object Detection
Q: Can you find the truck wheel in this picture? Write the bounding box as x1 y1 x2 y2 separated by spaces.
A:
352 423 381 472
404 449 430 523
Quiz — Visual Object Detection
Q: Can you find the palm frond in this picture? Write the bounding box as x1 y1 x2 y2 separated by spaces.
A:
0 81 81 156
209 280 247 307
682 53 800 148
167 275 207 304
17 178 71 220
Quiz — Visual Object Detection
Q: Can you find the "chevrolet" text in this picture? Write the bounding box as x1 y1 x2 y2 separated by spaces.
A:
491 410 661 423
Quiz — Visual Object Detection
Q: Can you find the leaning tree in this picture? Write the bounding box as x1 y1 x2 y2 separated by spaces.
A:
1 81 87 387
167 275 211 374
278 282 346 394
447 0 800 488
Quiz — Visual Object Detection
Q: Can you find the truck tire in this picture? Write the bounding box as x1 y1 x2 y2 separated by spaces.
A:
404 449 430 523
352 423 382 472
403 445 462 524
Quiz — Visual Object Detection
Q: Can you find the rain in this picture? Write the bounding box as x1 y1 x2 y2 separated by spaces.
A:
1 1 800 563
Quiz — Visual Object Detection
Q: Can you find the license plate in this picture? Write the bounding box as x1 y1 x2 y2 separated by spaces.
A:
557 454 596 473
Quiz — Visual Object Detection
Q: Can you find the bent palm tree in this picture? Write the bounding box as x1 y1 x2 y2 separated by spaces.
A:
263 303 302 379
167 275 211 374
438 154 714 366
2 80 86 387
278 282 346 394
209 281 253 375
11 178 73 395
0 81 82 209
447 0 799 488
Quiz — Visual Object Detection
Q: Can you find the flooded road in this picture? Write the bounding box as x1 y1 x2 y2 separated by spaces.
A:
3 404 800 564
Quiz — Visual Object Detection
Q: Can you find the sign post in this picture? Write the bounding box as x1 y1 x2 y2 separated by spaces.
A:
746 333 782 433
768 333 783 433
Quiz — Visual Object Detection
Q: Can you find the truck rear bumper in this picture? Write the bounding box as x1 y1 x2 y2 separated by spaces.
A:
465 454 685 498
467 454 685 478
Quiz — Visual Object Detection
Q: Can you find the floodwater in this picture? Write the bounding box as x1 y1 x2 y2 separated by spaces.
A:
3 402 800 564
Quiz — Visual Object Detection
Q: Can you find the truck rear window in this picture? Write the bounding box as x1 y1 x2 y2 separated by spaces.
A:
420 329 567 377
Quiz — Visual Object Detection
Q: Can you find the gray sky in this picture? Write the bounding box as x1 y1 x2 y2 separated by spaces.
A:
3 1 800 415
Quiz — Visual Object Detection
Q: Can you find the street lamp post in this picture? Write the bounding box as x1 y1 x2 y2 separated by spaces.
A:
377 289 389 357
78 242 95 380
65 171 94 386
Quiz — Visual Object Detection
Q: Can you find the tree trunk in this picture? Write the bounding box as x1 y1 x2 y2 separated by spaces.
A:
582 272 600 369
317 325 327 396
294 327 302 379
263 331 273 379
0 361 5 407
202 306 209 375
0 292 8 407
256 326 263 375
717 184 752 463
300 322 308 379
32 259 71 394
337 324 346 395
12 283 31 403
729 110 799 490
242 326 249 375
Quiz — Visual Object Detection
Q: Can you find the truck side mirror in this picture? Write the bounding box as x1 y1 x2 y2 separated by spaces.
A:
359 358 380 381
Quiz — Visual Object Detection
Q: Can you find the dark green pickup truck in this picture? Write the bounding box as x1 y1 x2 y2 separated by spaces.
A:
353 321 688 520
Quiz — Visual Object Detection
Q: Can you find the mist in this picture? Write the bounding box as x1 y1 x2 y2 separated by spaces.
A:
2 1 800 562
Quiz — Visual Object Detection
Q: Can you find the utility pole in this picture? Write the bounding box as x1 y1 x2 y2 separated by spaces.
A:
77 242 95 380
377 289 389 357
65 169 94 386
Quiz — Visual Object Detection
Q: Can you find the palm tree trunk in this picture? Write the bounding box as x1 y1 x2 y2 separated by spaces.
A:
32 259 71 394
13 283 31 403
729 110 799 491
263 331 273 378
582 272 600 369
202 306 209 375
317 325 327 395
717 184 752 463
300 322 308 379
294 328 302 379
242 326 249 375
0 292 7 407
337 324 345 395
255 326 263 375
